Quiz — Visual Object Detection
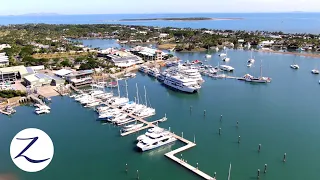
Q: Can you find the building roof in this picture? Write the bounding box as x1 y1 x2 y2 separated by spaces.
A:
0 65 28 75
24 74 39 83
35 73 52 80
66 70 93 77
54 69 73 76
26 67 35 74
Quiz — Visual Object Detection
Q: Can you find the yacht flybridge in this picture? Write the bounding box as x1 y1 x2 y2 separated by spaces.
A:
136 133 177 151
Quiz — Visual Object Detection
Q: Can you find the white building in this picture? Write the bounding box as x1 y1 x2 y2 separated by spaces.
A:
0 44 11 50
159 33 169 38
259 40 275 47
0 53 9 67
26 65 45 73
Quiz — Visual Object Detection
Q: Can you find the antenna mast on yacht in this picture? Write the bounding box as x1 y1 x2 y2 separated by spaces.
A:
144 86 147 107
136 83 139 104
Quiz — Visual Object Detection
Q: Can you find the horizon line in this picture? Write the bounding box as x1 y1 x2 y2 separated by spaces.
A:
0 11 319 16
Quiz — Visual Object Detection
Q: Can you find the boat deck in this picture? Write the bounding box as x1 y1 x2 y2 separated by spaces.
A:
106 103 217 180
0 109 12 115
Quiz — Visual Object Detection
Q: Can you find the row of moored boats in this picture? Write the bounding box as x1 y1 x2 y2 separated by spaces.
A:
70 87 176 151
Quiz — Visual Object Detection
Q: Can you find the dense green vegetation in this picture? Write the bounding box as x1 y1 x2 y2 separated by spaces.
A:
0 23 319 68
0 90 26 98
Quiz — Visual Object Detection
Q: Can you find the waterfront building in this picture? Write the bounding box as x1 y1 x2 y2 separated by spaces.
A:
0 66 30 83
65 70 93 87
105 54 143 68
98 49 143 67
130 46 167 61
54 69 73 78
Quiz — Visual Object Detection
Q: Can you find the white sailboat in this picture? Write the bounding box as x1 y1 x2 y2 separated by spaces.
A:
222 49 230 62
248 51 255 63
311 64 319 74
290 57 299 69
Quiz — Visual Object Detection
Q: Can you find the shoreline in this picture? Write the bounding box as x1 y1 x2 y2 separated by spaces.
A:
119 17 243 22
257 49 320 58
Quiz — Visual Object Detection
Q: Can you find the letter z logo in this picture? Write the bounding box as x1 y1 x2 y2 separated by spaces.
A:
10 128 54 172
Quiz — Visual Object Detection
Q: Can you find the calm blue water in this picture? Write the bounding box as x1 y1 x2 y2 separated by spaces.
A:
1 13 320 33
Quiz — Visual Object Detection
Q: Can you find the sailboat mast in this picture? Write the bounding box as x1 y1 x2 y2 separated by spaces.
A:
260 60 263 78
144 86 147 107
117 79 120 98
136 83 139 104
125 80 128 99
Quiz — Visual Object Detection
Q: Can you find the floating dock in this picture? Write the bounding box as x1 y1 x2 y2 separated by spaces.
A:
106 103 216 180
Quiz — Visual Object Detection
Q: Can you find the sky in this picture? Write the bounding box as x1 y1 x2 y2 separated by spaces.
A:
0 0 319 15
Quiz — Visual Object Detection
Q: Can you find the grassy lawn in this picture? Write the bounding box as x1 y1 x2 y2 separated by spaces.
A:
32 52 94 59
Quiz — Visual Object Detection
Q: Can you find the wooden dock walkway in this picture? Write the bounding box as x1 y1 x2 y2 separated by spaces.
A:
106 104 216 180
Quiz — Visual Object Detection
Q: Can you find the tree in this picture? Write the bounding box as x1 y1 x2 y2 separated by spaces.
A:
60 58 72 67
19 45 34 58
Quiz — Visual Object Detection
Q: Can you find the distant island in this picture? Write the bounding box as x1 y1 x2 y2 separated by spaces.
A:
119 17 243 21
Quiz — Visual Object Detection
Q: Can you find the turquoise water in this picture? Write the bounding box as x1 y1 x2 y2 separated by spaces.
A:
1 13 320 33
1 43 320 180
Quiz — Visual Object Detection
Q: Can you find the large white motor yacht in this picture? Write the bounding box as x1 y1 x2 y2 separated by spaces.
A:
163 74 201 93
147 68 160 78
136 134 177 151
219 65 234 72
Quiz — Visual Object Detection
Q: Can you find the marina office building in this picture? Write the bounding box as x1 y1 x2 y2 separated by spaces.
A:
105 54 143 68
65 70 93 87
98 48 144 68
130 46 166 61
